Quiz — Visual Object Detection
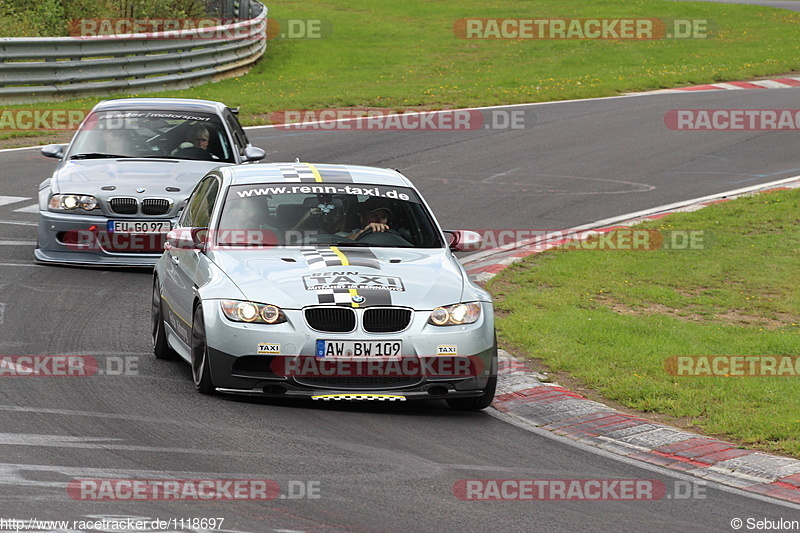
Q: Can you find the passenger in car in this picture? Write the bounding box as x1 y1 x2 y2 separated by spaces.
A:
103 129 139 156
288 197 347 235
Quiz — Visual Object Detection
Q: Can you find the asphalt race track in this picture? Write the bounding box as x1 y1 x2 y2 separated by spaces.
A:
1 87 799 531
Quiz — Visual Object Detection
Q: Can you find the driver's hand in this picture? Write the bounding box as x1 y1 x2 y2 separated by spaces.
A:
347 222 390 240
365 222 389 233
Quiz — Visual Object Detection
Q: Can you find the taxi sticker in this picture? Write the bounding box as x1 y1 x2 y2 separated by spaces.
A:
437 345 458 356
302 272 404 291
258 343 281 355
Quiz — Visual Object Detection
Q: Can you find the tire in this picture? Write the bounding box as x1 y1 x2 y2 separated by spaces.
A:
190 304 216 394
446 373 497 411
446 333 498 411
151 278 178 360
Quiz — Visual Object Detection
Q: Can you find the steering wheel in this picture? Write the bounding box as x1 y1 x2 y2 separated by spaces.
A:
355 227 403 240
173 146 215 160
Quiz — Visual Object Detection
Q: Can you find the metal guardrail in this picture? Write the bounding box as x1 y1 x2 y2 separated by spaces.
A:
0 0 267 103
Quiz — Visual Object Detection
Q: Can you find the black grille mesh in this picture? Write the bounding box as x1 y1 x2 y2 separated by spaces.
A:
109 197 137 215
305 307 356 332
142 198 170 215
363 308 412 333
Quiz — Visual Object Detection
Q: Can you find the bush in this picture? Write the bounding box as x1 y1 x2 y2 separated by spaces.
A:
0 0 210 37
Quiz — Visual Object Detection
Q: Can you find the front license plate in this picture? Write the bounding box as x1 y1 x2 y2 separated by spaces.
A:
108 220 171 234
316 340 402 357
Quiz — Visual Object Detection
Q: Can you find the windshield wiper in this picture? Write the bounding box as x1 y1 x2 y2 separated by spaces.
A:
70 153 132 160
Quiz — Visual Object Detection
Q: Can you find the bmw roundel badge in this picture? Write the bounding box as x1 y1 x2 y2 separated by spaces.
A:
352 295 366 304
136 187 146 193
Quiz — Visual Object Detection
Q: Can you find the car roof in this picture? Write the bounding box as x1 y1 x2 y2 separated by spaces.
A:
221 163 414 188
91 98 230 114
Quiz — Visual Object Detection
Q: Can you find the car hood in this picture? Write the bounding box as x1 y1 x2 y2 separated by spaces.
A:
207 247 468 309
51 158 225 197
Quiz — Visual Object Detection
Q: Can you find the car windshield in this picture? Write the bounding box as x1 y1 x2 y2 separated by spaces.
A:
215 183 445 248
67 110 235 162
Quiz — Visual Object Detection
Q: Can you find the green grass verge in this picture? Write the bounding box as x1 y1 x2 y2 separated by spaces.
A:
488 188 800 458
3 0 800 135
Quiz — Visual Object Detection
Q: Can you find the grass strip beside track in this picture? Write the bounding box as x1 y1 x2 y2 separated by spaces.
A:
3 0 800 140
489 188 800 459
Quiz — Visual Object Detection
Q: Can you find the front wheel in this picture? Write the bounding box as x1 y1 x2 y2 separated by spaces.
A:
447 334 498 410
190 304 215 394
446 373 497 411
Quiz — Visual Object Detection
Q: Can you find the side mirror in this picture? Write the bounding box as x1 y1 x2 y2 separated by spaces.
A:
41 144 64 160
243 146 266 162
165 227 207 251
446 230 483 252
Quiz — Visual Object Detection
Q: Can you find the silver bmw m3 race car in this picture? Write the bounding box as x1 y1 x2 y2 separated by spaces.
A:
35 98 265 267
152 162 497 409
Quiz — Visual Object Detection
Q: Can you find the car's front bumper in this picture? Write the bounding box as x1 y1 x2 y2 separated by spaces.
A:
36 210 171 267
200 299 496 399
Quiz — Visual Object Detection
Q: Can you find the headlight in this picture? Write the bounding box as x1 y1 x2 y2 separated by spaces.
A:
220 300 286 324
428 302 481 326
49 194 98 211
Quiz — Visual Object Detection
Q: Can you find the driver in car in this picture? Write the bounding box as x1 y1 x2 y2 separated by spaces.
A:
339 207 392 240
172 124 218 160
